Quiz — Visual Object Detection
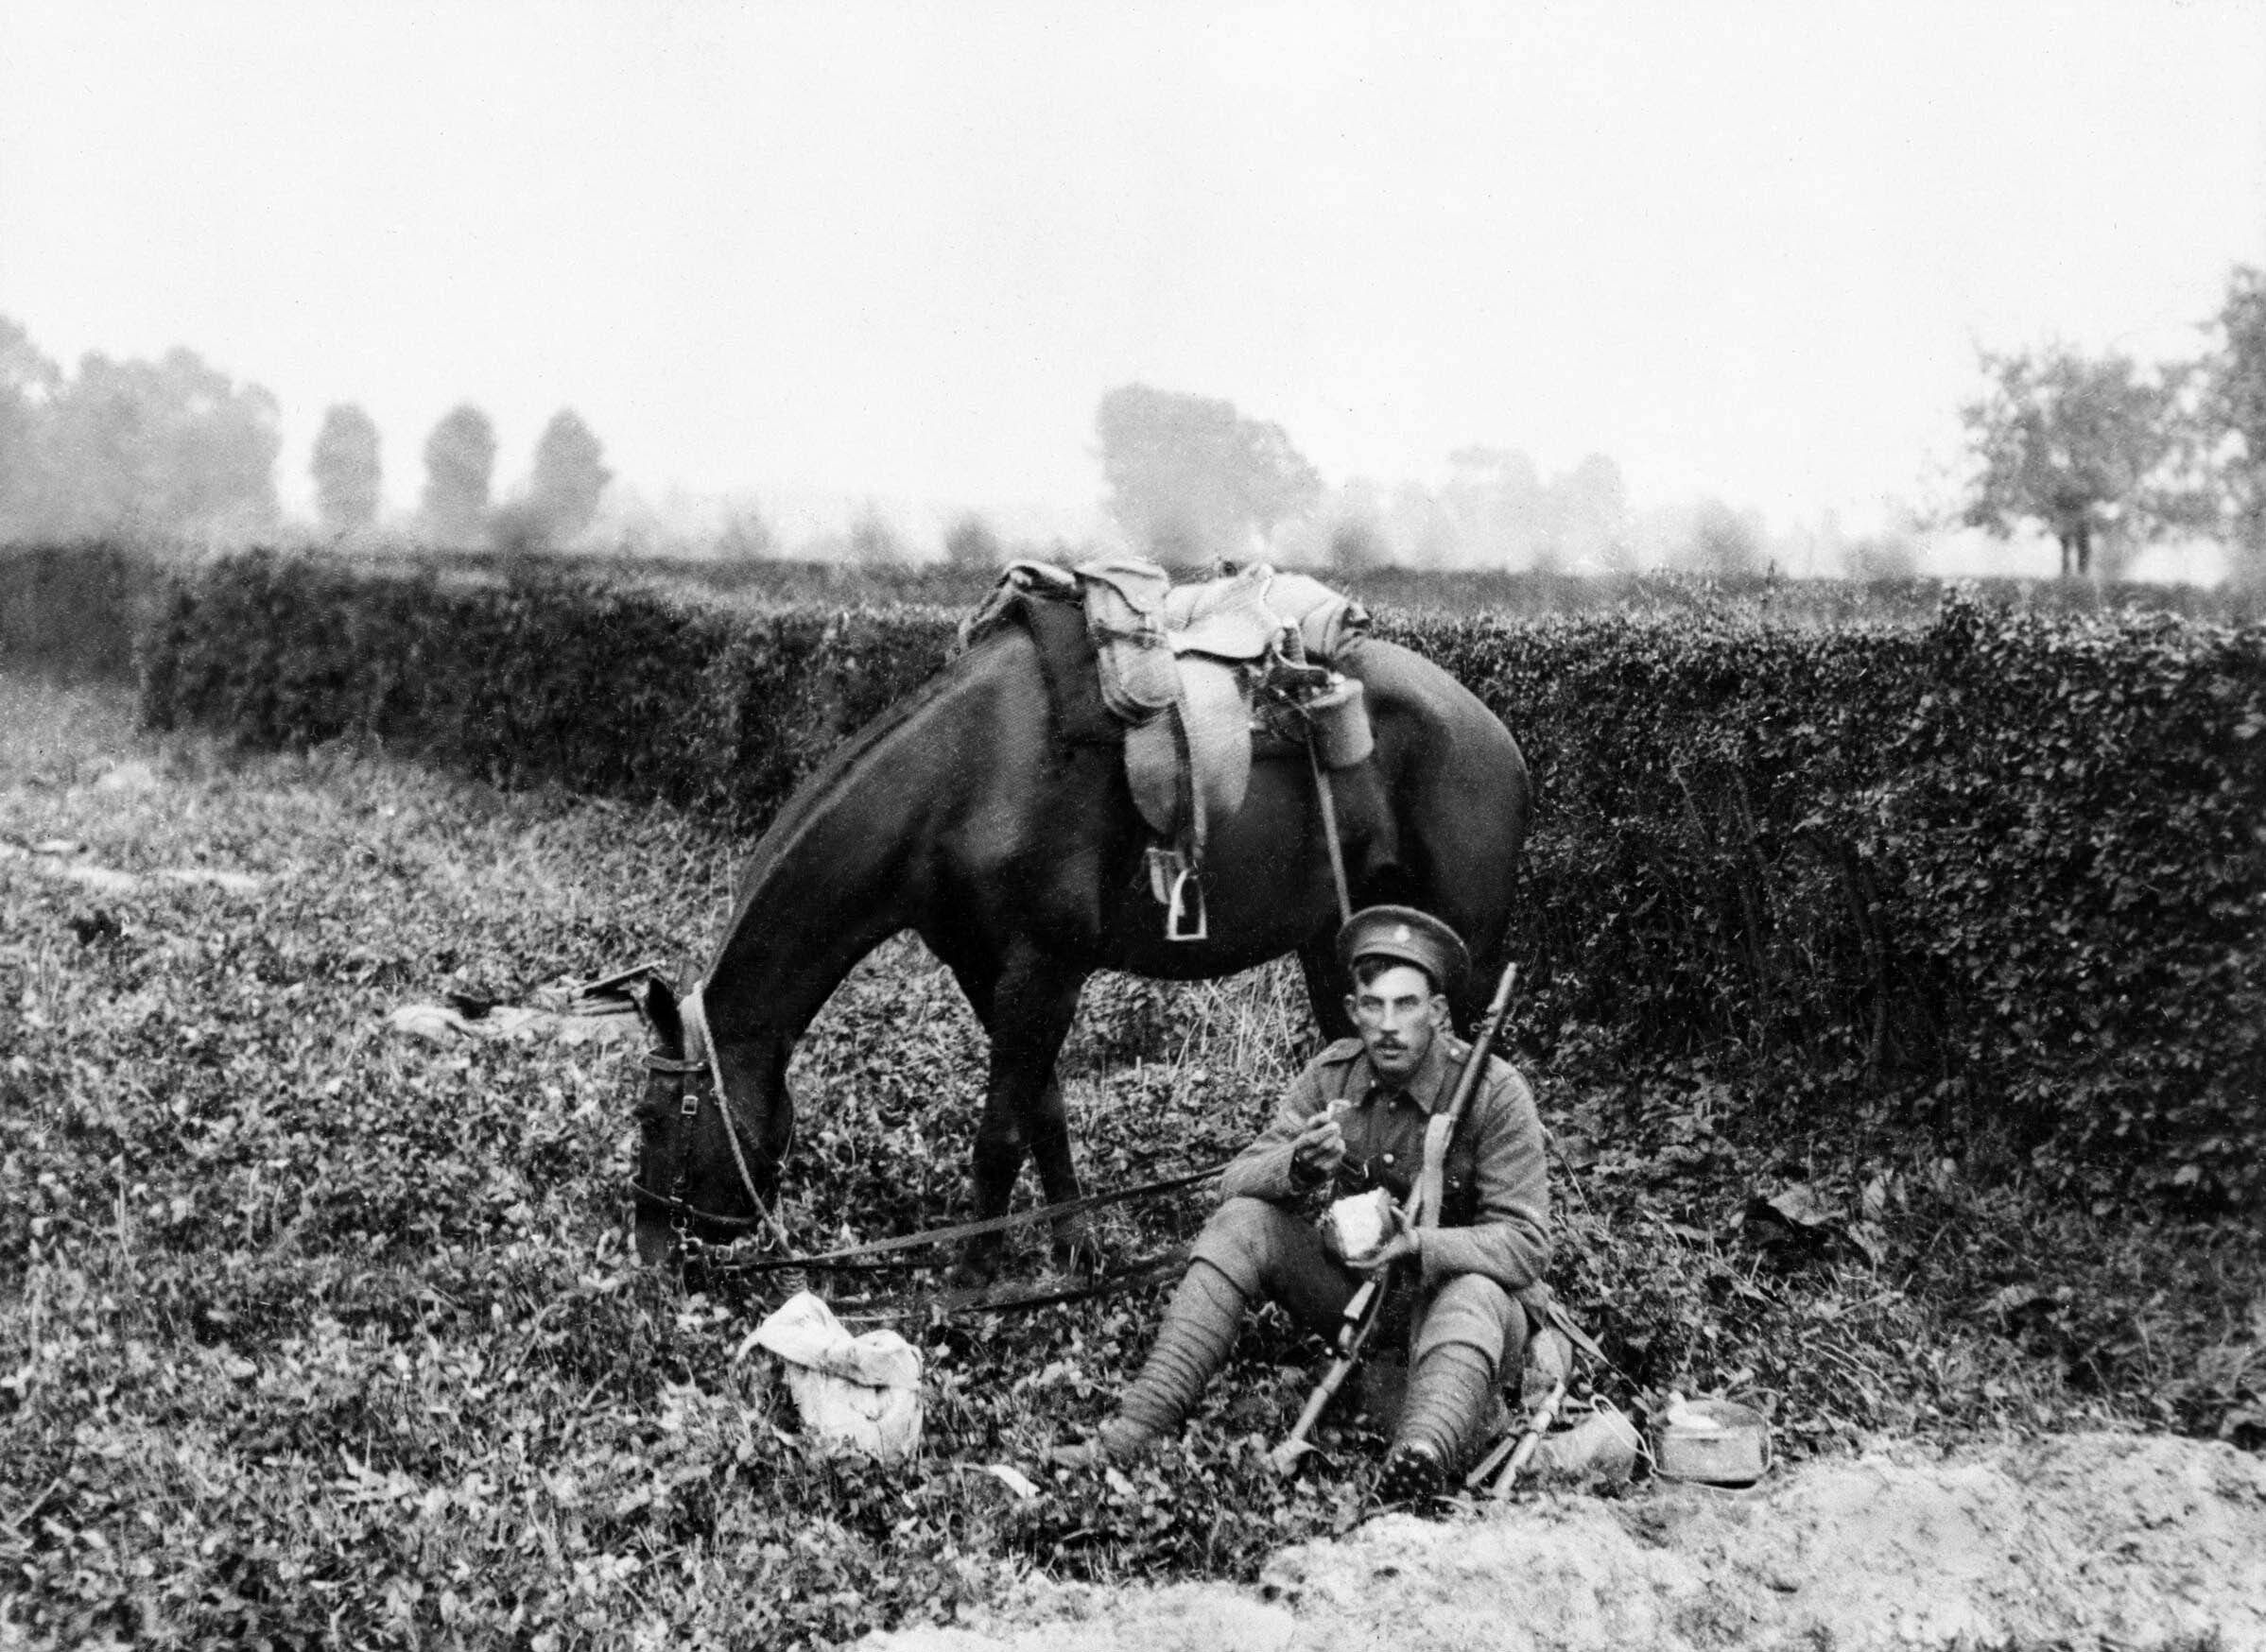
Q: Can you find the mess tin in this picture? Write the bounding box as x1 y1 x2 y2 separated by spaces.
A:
1323 1187 1396 1259
1652 1397 1773 1487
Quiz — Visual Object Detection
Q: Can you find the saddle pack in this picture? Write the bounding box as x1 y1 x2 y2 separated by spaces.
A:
960 556 1376 939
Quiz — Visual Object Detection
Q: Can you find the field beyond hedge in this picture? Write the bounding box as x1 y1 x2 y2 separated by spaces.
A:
3 672 2262 1649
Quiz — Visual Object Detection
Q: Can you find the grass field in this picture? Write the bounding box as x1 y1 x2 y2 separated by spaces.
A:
3 671 2258 1649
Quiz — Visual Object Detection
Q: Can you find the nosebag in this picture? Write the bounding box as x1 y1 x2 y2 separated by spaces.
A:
744 1291 924 1463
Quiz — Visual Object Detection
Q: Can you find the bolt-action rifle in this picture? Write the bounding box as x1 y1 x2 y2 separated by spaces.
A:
1269 959 1520 1477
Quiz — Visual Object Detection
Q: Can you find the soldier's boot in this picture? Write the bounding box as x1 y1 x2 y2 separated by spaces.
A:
1053 1262 1247 1467
1377 1342 1496 1502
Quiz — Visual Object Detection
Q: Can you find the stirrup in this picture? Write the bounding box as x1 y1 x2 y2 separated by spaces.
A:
1166 864 1207 941
1144 847 1209 942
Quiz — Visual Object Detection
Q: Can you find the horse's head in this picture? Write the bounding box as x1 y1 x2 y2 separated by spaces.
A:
628 973 792 1265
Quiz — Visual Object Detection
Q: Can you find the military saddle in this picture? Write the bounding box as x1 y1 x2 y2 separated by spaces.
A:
960 555 1375 940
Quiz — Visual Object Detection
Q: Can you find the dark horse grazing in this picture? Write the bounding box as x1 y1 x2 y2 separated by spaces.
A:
630 618 1531 1278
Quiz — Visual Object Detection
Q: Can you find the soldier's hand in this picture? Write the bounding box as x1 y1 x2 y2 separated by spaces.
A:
1291 1103 1348 1185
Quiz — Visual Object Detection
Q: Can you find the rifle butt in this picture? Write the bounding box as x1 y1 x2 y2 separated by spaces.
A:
1269 1372 1343 1476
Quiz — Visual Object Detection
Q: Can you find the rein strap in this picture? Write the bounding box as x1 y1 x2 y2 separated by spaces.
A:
679 982 793 1250
694 1161 1229 1273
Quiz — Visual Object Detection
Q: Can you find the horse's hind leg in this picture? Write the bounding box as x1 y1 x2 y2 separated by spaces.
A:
959 948 1093 1284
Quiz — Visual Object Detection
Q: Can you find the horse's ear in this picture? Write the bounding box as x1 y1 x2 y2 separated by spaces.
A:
635 975 683 1054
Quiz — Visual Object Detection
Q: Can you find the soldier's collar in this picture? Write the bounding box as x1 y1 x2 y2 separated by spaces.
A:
1364 1031 1458 1113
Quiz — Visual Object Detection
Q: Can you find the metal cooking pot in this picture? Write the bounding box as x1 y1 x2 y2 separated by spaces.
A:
1652 1397 1772 1487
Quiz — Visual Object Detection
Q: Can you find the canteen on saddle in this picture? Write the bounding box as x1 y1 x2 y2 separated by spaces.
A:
960 556 1376 939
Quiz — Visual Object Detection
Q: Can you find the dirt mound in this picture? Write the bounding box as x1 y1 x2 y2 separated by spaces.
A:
868 1433 2266 1652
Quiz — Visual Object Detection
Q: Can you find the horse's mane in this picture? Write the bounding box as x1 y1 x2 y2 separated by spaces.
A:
703 631 1014 974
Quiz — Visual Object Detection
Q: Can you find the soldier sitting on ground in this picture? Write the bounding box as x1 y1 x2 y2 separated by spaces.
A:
1057 905 1551 1499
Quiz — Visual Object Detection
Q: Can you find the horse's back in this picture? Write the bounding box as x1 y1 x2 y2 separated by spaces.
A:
1338 636 1531 997
943 618 1529 998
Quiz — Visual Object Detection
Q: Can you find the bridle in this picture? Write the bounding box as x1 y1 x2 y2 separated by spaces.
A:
628 979 792 1249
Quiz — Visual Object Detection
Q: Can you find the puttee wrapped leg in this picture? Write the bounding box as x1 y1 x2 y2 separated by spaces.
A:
1380 1274 1529 1497
1097 1260 1248 1453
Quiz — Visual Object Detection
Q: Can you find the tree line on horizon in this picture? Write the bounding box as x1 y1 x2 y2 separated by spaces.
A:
1091 265 2266 588
1088 379 1773 580
0 315 611 551
5 262 2261 584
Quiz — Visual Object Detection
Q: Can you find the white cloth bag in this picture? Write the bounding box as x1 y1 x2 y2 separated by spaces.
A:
747 1291 925 1462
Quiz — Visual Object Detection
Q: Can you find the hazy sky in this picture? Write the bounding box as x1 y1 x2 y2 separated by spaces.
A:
4 0 2263 541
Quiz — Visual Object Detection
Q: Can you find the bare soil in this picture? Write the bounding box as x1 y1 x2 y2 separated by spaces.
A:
870 1432 2266 1652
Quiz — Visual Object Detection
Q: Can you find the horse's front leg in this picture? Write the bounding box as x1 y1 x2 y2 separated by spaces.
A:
961 951 1091 1285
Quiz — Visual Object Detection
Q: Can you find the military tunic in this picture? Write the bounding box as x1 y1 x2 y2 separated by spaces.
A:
1191 1028 1551 1368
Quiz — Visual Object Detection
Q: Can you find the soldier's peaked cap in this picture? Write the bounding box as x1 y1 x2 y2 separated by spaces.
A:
1337 905 1469 1000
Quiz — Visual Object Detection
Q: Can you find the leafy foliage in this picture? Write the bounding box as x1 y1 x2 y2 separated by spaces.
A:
2200 264 2266 588
1432 594 2266 1206
1961 343 2193 577
0 319 63 540
137 551 959 835
943 513 1005 572
0 542 157 684
310 404 384 534
133 551 2266 1206
0 321 281 542
2 675 2257 1649
1096 384 1322 570
419 404 498 545
525 409 612 545
1426 448 1635 576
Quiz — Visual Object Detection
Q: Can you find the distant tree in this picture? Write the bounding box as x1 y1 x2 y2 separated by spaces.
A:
0 317 61 537
482 499 554 570
1095 384 1322 571
310 403 382 533
40 347 280 540
1444 447 1544 568
1845 532 1922 582
1235 418 1323 542
716 504 777 561
2198 265 2266 589
847 508 908 567
1386 481 1460 569
1325 515 1391 574
421 404 497 542
943 512 1004 572
527 408 611 543
1552 453 1634 572
1413 447 1634 572
1683 497 1768 577
1960 342 2189 578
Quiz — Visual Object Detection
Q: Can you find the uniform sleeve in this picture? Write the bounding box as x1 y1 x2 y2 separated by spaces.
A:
1416 1062 1551 1293
1218 1058 1334 1205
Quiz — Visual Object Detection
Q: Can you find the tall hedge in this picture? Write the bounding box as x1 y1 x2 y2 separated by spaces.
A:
1428 604 2264 1206
132 551 2266 1207
0 541 161 681
139 551 958 825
